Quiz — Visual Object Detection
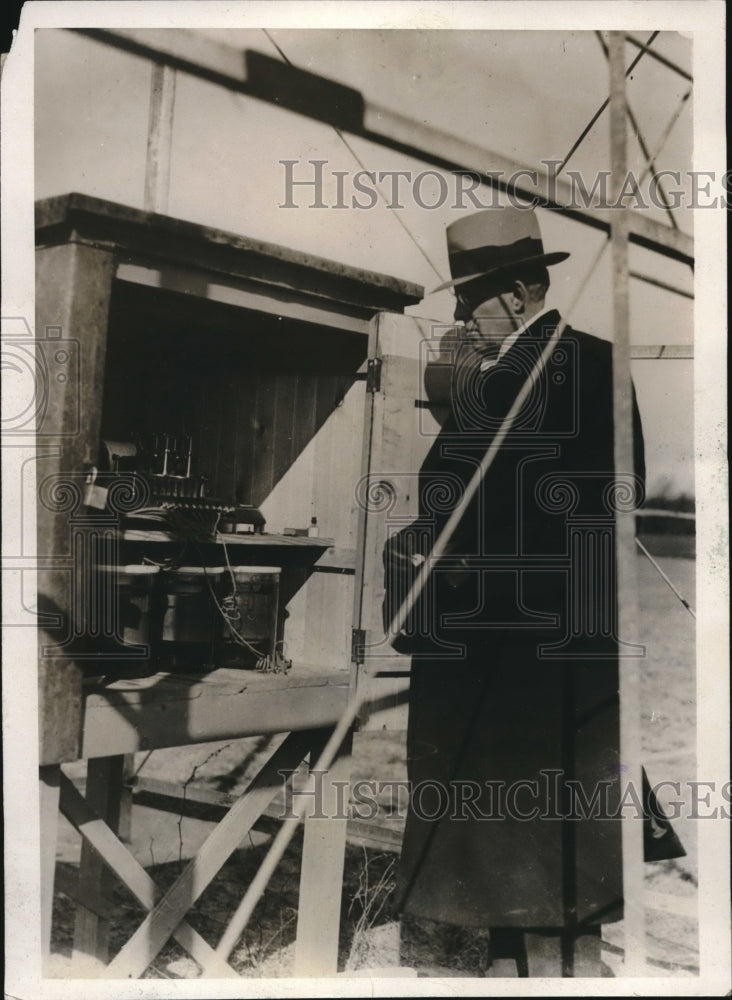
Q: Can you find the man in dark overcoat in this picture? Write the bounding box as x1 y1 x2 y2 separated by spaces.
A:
384 206 661 976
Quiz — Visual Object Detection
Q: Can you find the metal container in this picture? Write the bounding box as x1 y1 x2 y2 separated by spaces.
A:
217 566 281 668
160 566 224 668
88 564 161 676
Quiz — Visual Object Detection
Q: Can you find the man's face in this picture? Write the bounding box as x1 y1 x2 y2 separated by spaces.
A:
453 288 519 356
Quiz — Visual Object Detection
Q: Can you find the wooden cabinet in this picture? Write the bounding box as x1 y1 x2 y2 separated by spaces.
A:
35 192 422 763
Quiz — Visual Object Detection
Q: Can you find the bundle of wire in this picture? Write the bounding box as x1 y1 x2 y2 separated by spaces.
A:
193 515 292 674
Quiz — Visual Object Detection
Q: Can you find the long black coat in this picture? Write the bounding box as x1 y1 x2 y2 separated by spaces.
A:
388 310 647 929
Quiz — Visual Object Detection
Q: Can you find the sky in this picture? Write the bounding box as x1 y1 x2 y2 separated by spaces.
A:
33 26 697 496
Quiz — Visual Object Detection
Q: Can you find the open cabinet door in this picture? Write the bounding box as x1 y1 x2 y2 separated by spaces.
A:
352 310 450 731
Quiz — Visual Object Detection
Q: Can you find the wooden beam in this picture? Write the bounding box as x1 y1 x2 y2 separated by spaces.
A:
70 29 693 268
35 240 117 765
144 63 176 214
39 766 61 963
35 192 424 313
81 669 350 758
294 730 353 976
73 756 126 964
609 32 647 977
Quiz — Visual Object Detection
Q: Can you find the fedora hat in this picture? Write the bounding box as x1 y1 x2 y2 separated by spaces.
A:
431 207 570 293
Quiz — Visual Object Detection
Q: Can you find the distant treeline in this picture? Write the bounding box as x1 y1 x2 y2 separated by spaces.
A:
637 492 695 558
644 492 695 515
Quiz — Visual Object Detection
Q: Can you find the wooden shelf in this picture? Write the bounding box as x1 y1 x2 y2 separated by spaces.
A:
122 528 334 549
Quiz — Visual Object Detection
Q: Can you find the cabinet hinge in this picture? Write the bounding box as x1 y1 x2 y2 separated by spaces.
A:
351 627 366 665
366 357 382 393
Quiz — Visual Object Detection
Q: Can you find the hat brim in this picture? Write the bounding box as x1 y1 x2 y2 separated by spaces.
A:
430 250 570 295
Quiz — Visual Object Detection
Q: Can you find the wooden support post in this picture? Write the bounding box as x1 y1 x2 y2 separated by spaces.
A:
35 241 116 766
294 728 354 976
117 754 136 844
609 32 647 977
39 765 61 968
144 62 176 213
73 755 126 964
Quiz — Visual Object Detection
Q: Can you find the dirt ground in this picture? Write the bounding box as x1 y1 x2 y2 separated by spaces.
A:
49 549 699 979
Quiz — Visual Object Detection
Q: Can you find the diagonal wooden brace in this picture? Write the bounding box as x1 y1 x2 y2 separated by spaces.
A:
105 729 314 978
59 772 238 978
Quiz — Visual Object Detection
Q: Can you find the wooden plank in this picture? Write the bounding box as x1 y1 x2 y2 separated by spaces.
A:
105 730 313 979
112 773 404 855
73 756 126 963
81 670 351 757
37 191 424 313
144 63 176 214
59 772 238 978
294 732 353 976
313 546 357 571
122 528 333 548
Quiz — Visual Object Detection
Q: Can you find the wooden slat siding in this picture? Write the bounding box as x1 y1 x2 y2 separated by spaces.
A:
355 314 445 731
294 730 353 976
281 586 308 664
73 756 126 963
105 730 314 979
211 370 238 503
272 374 298 496
304 572 326 671
233 373 259 506
257 374 318 661
196 374 222 496
250 375 277 506
258 374 318 533
58 772 238 978
36 242 117 765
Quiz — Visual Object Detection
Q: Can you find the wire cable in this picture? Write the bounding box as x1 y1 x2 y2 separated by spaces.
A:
635 536 696 618
261 28 447 284
555 31 659 178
